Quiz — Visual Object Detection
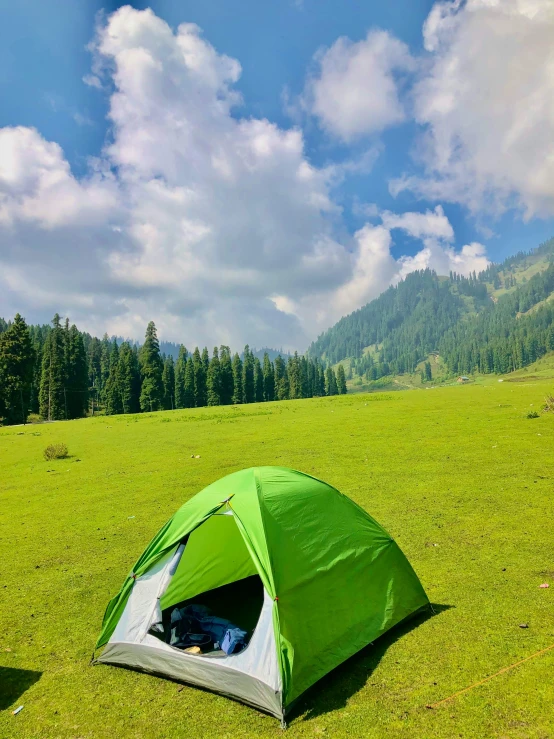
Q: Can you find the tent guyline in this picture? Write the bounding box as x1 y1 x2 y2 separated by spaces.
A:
94 466 429 721
427 642 554 709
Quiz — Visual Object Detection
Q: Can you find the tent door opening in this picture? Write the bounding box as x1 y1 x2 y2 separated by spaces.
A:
152 575 264 656
150 510 265 657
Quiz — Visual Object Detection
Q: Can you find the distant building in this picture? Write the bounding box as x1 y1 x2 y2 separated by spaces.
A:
457 376 470 383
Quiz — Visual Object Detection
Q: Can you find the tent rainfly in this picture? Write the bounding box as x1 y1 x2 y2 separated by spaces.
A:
94 467 429 725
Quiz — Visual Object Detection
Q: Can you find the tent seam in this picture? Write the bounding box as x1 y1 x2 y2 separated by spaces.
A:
253 467 288 706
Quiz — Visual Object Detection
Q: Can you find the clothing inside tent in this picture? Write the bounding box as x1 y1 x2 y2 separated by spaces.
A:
152 511 265 655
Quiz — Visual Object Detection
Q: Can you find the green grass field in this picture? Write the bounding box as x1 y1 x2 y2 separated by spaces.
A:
1 378 554 738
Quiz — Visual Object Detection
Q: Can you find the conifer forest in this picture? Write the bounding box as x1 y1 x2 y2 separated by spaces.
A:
0 315 345 425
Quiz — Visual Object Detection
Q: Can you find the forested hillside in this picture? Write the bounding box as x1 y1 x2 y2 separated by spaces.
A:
308 237 554 381
440 262 554 374
0 318 344 426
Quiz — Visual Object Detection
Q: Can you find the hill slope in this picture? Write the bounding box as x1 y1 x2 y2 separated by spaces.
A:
308 238 554 380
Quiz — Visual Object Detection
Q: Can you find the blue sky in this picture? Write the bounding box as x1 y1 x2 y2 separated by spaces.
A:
1 0 553 348
0 1 431 171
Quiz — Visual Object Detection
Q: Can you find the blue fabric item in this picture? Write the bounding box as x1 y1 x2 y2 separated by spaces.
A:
169 604 247 654
197 615 234 644
221 626 248 655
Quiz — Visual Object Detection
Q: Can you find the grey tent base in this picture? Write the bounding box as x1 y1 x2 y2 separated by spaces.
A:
96 640 282 719
93 658 284 721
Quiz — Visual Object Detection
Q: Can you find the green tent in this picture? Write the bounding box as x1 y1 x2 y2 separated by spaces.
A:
95 467 429 723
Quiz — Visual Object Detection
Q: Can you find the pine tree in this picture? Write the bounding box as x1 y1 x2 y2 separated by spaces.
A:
232 353 243 404
288 353 302 399
161 356 175 410
174 345 187 409
527 336 538 363
300 356 309 398
303 357 312 397
312 359 324 396
262 352 274 402
242 345 255 404
318 364 326 396
336 364 347 394
183 357 195 408
277 370 289 400
139 321 164 412
117 342 141 414
0 314 35 425
105 341 123 415
100 334 111 404
88 336 102 413
424 361 432 382
325 367 338 396
28 326 44 414
201 347 210 374
275 357 290 400
192 347 207 407
274 355 285 387
207 347 222 406
63 318 70 383
548 324 554 352
39 314 66 420
254 357 264 402
66 325 88 418
219 346 234 405
274 355 288 400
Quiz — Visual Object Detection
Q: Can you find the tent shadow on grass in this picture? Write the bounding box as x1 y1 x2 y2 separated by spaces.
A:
293 603 453 723
0 666 42 711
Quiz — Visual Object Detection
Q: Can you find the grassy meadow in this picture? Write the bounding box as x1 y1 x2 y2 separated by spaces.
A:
1 375 554 738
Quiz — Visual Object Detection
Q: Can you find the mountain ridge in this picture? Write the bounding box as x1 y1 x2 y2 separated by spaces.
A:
308 237 554 381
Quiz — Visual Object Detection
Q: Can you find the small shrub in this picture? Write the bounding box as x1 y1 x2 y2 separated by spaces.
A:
526 411 540 419
43 443 69 460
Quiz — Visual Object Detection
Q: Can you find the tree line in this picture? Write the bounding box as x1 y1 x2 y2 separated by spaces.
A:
0 315 346 425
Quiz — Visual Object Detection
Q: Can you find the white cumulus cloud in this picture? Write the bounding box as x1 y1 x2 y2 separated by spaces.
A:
0 6 490 349
299 1 554 222
303 30 414 141
380 205 454 242
392 0 554 218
